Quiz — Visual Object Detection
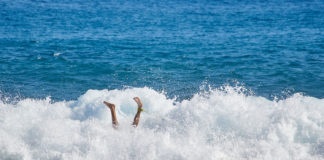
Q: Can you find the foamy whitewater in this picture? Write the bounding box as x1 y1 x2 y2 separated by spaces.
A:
0 86 323 160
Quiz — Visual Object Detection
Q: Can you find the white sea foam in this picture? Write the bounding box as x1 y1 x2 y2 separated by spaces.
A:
0 87 323 160
53 52 62 57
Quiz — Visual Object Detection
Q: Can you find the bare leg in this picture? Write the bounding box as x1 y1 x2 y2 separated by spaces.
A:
132 97 143 127
103 101 119 129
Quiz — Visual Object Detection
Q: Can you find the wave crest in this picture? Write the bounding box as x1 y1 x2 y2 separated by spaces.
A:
0 87 323 159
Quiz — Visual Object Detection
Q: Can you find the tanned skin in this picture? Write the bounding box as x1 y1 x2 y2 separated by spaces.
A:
103 97 143 129
132 97 143 127
103 101 119 129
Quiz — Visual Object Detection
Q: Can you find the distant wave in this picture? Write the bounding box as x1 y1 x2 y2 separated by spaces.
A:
0 87 323 160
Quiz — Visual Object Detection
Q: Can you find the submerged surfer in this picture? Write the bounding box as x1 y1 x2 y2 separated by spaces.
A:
103 97 143 129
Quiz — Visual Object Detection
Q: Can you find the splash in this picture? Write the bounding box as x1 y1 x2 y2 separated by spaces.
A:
53 52 62 57
0 87 323 160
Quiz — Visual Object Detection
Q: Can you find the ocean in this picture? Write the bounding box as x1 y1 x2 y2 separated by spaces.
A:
0 0 323 159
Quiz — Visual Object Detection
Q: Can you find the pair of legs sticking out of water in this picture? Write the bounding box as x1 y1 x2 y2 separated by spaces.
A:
103 97 143 128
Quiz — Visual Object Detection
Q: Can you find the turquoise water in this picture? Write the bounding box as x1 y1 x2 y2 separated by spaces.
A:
1 0 323 100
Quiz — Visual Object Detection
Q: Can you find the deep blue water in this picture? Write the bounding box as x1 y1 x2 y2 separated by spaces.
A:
0 0 323 101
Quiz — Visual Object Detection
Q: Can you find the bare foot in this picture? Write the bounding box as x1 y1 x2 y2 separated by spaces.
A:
133 97 143 108
103 101 115 110
103 101 119 128
132 97 143 127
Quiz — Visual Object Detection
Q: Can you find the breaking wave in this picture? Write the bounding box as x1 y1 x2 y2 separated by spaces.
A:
0 86 323 160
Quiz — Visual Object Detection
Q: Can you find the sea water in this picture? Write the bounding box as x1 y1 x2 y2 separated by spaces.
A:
0 0 323 159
